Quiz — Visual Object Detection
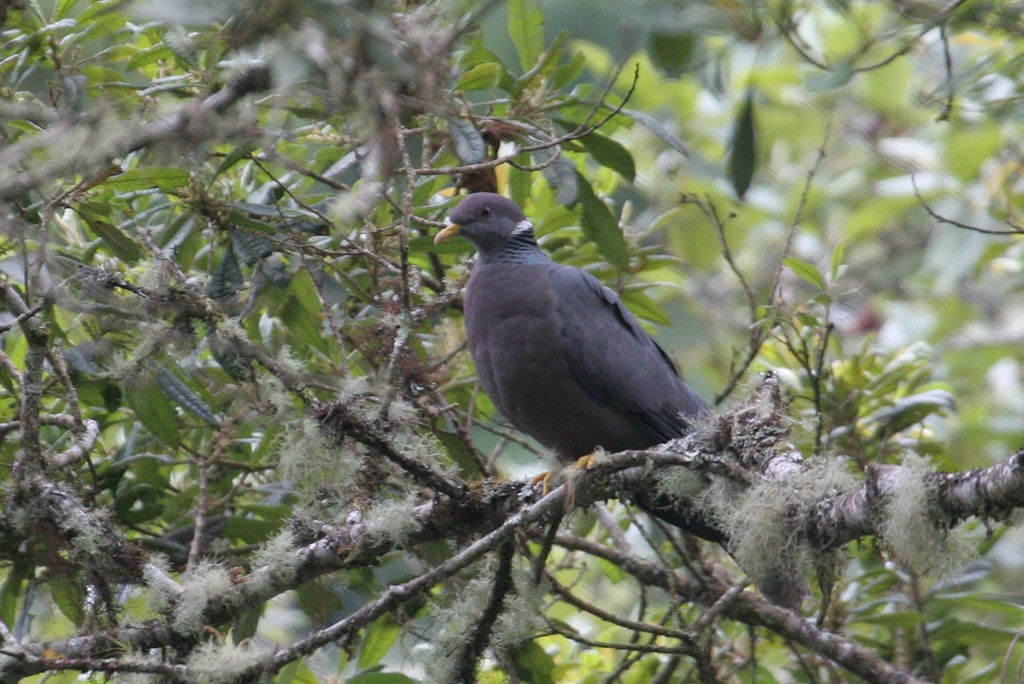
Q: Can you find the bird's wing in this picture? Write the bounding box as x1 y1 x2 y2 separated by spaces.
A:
550 265 707 443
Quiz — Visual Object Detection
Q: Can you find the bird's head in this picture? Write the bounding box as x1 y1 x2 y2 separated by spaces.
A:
434 193 536 261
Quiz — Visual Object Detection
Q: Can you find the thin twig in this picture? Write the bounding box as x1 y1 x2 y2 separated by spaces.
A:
911 173 1024 235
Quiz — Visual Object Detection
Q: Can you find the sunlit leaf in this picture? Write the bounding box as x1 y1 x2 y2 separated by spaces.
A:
784 257 827 290
457 62 502 91
358 614 402 669
105 166 189 192
507 0 545 71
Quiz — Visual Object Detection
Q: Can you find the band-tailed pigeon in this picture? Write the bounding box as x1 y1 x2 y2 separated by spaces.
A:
436 192 808 608
435 193 706 472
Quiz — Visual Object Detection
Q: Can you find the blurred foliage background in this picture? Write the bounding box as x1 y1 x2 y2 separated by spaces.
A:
1 0 1024 681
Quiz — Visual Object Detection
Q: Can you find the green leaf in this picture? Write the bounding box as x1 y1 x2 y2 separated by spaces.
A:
232 605 262 644
0 556 32 627
853 610 928 628
784 257 827 290
50 577 87 627
620 288 672 326
510 640 555 682
507 0 545 71
866 389 957 435
457 62 502 91
434 428 480 475
275 660 323 684
83 214 143 263
231 229 274 265
578 132 636 182
830 241 847 282
358 614 402 669
448 118 486 164
728 88 757 199
648 31 697 77
508 165 533 209
125 372 181 448
346 672 414 684
214 143 257 177
577 173 629 270
106 166 190 192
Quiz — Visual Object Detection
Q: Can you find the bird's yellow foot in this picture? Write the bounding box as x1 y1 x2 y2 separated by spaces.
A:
531 470 556 496
531 453 598 496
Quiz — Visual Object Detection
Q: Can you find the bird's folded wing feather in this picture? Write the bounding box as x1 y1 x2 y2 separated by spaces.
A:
550 266 706 444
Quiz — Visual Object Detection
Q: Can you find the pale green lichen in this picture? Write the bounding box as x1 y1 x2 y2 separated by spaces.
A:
491 566 548 652
653 465 706 501
879 452 968 577
422 565 497 681
698 457 858 606
143 556 180 613
279 418 360 503
186 638 273 683
171 561 234 635
422 560 547 680
365 493 422 546
250 528 300 584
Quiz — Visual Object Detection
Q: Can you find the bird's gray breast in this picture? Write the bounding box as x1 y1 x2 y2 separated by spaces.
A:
463 261 659 459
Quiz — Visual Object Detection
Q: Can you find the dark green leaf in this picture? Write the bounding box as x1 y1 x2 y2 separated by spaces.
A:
648 31 697 77
232 605 263 644
577 173 629 270
433 429 479 475
510 640 555 682
508 165 532 209
125 373 180 448
579 132 636 182
231 229 273 265
84 216 143 263
448 118 486 164
507 0 545 71
728 88 757 199
346 672 415 684
549 49 586 90
0 556 31 627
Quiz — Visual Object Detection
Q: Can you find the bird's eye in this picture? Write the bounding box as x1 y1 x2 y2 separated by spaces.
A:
481 206 491 217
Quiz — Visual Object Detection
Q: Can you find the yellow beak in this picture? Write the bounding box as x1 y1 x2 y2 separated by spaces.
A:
434 223 462 244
